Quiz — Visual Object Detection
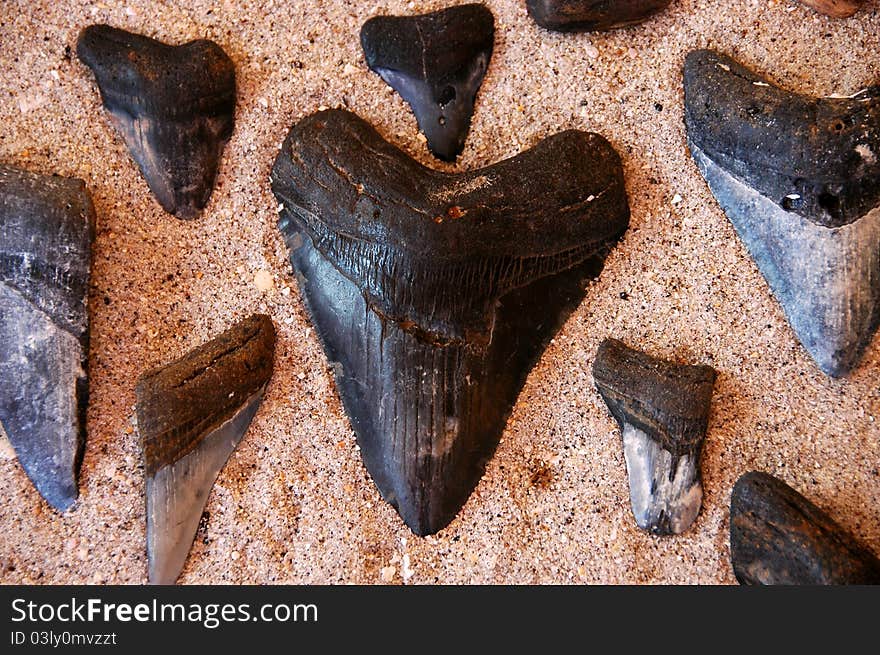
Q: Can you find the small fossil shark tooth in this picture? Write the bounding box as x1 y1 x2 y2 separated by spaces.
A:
684 49 880 377
360 4 494 162
0 164 95 512
526 0 672 32
592 339 716 535
271 109 629 536
136 314 275 584
730 471 880 585
798 0 864 18
76 24 236 219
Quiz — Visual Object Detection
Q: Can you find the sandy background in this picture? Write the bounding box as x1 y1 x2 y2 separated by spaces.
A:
0 0 878 584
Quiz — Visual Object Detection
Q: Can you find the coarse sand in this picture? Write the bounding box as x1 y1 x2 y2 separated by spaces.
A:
0 0 878 584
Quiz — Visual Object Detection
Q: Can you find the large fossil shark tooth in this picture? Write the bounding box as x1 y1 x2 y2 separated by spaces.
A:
136 314 275 584
76 24 236 219
271 109 629 536
730 471 880 585
526 1 672 32
0 164 95 512
798 0 864 18
592 339 716 535
360 4 494 162
684 49 880 377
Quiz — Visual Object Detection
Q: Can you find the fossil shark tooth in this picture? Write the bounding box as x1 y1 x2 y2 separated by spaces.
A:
684 49 880 377
360 4 494 162
798 0 864 18
730 471 880 585
136 314 275 584
271 109 629 536
592 339 716 535
76 24 236 219
0 164 95 512
526 1 672 32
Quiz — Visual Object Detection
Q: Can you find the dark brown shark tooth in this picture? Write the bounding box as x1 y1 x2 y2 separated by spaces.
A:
76 24 235 220
526 1 672 32
592 339 715 535
360 4 494 162
271 109 629 536
0 164 95 512
136 314 275 584
730 471 880 585
798 0 864 18
684 49 880 377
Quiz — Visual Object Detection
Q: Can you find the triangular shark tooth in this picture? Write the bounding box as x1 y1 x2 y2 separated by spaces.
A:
271 108 630 536
730 471 880 585
592 339 716 535
76 24 236 220
0 164 95 512
526 1 672 32
798 0 863 18
684 49 880 377
360 4 494 162
136 314 275 584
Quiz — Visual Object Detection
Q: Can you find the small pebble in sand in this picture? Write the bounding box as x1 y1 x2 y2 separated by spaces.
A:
380 566 396 582
254 269 274 292
671 193 683 205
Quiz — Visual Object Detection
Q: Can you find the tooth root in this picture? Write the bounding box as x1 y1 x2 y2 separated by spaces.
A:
360 4 494 162
0 164 95 512
592 338 716 535
798 0 864 18
730 471 880 585
136 314 275 584
526 0 672 32
76 24 235 219
271 109 630 536
684 49 880 377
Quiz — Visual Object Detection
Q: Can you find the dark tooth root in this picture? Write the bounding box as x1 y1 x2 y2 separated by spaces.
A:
0 163 95 512
684 49 880 378
798 0 864 18
526 0 672 32
730 471 880 585
136 314 275 584
271 108 629 535
684 49 880 228
592 339 716 535
360 4 494 162
76 24 236 220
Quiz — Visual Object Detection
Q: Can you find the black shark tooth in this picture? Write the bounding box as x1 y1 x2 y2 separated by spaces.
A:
730 471 880 585
360 4 494 162
592 339 716 535
684 49 880 377
136 314 275 584
0 164 95 512
77 24 236 219
526 1 672 32
271 108 630 536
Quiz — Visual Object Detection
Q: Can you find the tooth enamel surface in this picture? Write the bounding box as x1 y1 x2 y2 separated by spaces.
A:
622 423 703 535
691 143 880 377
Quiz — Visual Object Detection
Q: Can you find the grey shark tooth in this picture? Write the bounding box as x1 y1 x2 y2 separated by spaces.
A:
360 4 494 162
798 0 864 18
76 24 236 219
684 49 880 377
592 339 716 535
136 314 275 584
730 471 880 585
526 1 672 32
0 164 95 512
271 109 629 536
